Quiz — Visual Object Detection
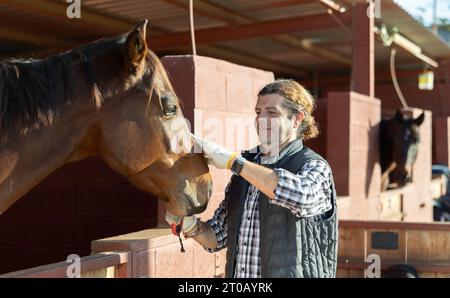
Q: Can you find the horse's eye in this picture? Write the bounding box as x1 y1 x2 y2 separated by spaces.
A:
164 105 177 116
161 94 177 117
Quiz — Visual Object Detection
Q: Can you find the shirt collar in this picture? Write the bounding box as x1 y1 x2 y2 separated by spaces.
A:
254 139 303 165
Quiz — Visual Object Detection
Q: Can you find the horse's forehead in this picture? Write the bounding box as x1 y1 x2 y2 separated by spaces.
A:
399 121 421 141
405 120 419 131
403 120 413 129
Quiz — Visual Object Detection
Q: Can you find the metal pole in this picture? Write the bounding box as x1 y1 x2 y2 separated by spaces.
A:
432 0 438 34
189 0 197 55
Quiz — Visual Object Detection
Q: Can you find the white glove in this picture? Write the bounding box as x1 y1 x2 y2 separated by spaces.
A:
191 134 238 169
165 212 182 225
165 212 198 234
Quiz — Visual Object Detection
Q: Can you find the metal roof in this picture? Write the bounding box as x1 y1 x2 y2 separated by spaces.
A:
0 0 449 78
381 0 450 59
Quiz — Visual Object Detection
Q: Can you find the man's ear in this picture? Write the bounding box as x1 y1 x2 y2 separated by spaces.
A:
293 111 305 128
125 19 148 73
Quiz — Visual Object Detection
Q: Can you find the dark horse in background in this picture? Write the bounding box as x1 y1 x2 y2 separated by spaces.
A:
0 20 212 217
380 110 425 190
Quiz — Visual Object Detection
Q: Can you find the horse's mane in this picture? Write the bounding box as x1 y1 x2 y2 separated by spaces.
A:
0 57 56 139
0 33 172 141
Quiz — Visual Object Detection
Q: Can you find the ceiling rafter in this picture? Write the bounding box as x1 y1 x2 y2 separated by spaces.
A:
163 0 351 66
1 0 307 77
0 26 72 48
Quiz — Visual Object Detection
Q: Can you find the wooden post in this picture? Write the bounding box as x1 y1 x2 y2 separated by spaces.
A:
351 1 375 98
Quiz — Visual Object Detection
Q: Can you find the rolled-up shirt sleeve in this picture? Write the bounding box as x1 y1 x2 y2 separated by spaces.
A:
203 181 230 253
271 159 333 218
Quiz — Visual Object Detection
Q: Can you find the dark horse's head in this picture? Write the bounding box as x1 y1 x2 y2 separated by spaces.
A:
380 110 425 188
0 20 212 217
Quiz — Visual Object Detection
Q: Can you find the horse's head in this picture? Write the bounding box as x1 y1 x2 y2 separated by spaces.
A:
389 110 425 186
78 20 212 216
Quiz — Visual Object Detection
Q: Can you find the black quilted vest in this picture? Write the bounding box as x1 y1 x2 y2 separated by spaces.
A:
225 140 338 278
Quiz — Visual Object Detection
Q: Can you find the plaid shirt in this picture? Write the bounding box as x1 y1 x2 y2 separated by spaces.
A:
204 151 333 278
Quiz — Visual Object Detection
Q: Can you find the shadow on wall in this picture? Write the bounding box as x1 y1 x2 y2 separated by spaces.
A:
365 121 380 198
0 157 158 274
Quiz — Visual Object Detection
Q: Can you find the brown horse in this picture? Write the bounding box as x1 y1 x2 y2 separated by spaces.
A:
379 110 425 190
0 20 212 217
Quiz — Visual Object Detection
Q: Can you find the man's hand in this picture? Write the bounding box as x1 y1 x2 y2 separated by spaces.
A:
191 134 238 169
165 212 198 235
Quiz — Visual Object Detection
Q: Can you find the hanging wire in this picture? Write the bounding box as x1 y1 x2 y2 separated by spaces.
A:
189 0 197 56
390 47 409 109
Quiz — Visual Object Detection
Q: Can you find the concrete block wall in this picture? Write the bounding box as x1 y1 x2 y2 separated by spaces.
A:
326 92 382 220
91 228 224 278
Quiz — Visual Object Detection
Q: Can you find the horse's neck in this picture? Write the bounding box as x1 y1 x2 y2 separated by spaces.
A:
0 110 92 214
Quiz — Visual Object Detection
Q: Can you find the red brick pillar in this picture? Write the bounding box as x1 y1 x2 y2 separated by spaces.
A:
351 1 375 98
433 117 450 166
327 91 381 220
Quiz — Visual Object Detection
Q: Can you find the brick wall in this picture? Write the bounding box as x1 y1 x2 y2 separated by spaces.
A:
91 228 223 278
326 92 382 220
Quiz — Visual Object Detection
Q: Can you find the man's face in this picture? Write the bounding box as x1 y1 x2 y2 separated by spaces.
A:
255 94 300 153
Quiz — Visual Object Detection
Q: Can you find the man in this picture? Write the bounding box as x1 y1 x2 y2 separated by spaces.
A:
166 79 338 278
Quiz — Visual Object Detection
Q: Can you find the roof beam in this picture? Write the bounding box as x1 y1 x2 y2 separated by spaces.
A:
6 0 169 36
7 0 133 33
2 43 308 78
151 13 351 50
217 0 316 12
163 0 351 65
198 45 308 78
275 34 351 65
0 26 72 48
320 0 348 13
165 0 250 25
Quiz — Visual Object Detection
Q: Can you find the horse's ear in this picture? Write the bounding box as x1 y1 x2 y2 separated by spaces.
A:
414 112 425 126
395 110 404 124
125 19 148 72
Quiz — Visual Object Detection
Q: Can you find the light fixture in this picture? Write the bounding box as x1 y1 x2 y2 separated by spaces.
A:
418 68 434 90
376 24 439 68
